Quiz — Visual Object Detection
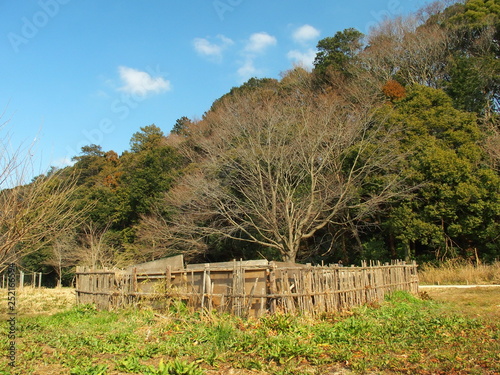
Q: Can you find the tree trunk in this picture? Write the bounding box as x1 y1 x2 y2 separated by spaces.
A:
351 224 364 259
281 246 297 263
388 233 396 258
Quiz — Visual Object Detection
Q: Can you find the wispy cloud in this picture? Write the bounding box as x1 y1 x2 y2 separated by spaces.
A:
244 32 277 53
287 48 317 69
237 59 260 81
193 34 233 62
118 66 171 96
292 24 320 44
237 32 277 81
52 157 74 168
286 25 320 70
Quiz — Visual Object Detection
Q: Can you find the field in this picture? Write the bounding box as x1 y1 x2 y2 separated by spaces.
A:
0 285 499 374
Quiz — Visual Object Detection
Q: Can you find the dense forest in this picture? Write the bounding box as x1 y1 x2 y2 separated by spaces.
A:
1 0 499 285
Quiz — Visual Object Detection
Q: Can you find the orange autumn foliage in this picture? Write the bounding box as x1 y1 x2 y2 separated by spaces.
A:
382 80 406 102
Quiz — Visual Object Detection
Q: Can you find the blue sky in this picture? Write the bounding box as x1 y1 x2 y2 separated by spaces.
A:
1 0 427 175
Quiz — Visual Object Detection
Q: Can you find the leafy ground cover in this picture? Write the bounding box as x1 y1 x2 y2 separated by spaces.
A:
1 289 499 375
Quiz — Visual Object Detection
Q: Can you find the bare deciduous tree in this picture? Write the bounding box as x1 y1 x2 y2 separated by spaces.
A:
44 234 79 287
75 222 116 269
0 115 87 270
136 202 208 263
150 84 403 262
363 15 449 87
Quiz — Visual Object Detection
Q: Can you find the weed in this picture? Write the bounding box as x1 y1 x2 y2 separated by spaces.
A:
238 358 264 370
106 331 133 345
135 343 162 358
144 359 205 375
115 355 146 373
70 363 108 375
260 312 296 333
22 346 44 361
72 303 98 315
202 351 220 366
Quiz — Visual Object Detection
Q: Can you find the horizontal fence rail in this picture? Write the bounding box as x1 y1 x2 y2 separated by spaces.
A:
75 260 419 316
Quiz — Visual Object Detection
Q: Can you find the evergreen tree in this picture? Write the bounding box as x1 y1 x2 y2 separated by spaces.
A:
385 86 499 261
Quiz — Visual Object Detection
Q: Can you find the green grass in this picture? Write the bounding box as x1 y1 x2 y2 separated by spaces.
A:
0 291 499 374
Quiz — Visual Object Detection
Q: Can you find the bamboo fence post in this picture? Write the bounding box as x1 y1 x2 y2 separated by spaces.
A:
189 270 195 309
304 270 310 313
166 266 171 290
240 263 246 316
75 266 80 303
269 263 277 314
132 267 137 308
283 269 295 314
328 266 334 312
246 277 259 316
230 260 235 315
206 267 213 312
106 270 111 309
259 286 266 317
201 266 207 310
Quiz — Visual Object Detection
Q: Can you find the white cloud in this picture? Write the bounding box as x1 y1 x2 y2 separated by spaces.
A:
53 157 74 168
193 34 233 61
118 66 171 96
244 32 277 53
287 48 317 69
292 24 320 44
236 32 277 82
237 59 260 81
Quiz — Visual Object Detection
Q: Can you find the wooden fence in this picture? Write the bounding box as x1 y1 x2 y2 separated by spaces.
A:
0 270 43 289
76 260 419 317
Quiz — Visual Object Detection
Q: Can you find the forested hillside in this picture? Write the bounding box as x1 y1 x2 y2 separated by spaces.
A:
2 0 499 285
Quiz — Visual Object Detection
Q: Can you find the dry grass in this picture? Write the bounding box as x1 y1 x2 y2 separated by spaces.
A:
421 287 500 323
0 287 76 317
418 259 500 285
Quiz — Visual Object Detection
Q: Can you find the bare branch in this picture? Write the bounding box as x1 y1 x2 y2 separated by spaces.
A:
0 113 90 270
149 82 405 262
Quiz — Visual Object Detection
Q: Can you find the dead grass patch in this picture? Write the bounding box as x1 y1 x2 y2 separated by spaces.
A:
418 259 500 285
421 287 500 322
0 287 75 317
